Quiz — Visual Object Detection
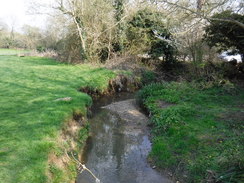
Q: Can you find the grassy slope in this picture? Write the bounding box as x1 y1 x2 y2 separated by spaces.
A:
0 55 115 183
137 82 244 182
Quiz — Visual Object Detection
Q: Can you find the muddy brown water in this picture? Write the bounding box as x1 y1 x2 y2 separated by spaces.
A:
77 93 172 183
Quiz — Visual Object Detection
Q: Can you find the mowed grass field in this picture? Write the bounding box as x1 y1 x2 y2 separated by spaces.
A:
0 48 31 55
0 54 115 183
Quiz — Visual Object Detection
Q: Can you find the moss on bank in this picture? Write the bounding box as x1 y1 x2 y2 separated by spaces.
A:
137 82 244 182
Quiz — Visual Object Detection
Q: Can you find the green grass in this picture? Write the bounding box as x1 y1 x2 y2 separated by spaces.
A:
137 82 244 182
0 55 115 183
0 48 31 55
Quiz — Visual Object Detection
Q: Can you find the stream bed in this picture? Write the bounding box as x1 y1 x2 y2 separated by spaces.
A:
77 93 172 183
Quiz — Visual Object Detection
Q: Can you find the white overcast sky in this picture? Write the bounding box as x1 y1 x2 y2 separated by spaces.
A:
0 0 54 31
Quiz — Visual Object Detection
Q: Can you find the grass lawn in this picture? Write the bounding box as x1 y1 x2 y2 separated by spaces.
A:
137 82 244 182
0 48 31 55
0 55 115 183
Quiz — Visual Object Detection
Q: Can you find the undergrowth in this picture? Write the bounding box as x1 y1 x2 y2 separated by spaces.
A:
137 82 244 182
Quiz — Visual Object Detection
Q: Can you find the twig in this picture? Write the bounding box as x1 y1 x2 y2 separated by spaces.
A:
65 150 101 183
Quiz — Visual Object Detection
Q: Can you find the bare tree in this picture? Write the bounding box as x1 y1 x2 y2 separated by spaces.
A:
197 0 205 11
53 0 87 57
156 0 244 29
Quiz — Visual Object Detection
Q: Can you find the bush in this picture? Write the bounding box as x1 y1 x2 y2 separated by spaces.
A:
141 70 157 85
36 46 46 53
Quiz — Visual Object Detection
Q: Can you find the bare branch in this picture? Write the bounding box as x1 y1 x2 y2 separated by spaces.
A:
158 0 244 29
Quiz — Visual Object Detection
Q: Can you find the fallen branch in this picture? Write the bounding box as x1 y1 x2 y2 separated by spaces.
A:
65 150 101 183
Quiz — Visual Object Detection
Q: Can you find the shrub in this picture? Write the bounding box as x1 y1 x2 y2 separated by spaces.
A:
141 70 157 85
36 46 46 53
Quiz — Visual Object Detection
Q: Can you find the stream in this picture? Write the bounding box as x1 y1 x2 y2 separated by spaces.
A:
77 93 172 183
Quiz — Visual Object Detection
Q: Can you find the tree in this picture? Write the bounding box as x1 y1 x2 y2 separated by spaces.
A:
204 10 244 62
127 8 176 65
154 0 244 29
142 0 244 64
22 25 43 49
32 0 116 61
113 0 126 52
0 21 8 47
53 0 88 59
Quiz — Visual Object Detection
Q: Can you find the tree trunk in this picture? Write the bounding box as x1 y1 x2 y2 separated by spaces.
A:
73 16 86 55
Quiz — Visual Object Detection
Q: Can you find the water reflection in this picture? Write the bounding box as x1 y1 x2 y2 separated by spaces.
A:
77 108 171 183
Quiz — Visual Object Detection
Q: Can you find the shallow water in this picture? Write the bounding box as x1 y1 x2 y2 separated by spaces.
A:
77 94 171 183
